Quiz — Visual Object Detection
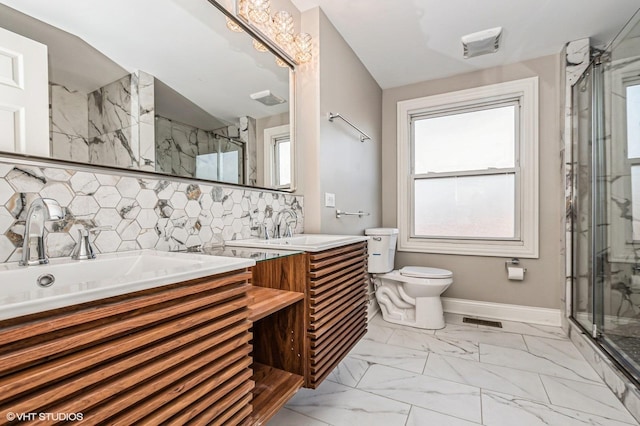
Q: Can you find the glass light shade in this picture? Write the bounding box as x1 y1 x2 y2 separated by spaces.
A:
294 32 312 63
225 16 243 33
272 11 294 44
247 0 271 24
253 39 268 52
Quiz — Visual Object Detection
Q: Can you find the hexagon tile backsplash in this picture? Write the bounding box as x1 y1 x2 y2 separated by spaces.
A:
0 159 304 263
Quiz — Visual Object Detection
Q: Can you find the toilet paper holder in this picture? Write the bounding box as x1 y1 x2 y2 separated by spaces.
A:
505 258 527 272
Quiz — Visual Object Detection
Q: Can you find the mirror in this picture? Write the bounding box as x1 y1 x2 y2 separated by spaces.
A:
0 0 295 191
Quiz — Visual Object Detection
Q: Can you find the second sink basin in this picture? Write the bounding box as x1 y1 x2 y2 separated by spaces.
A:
226 234 368 252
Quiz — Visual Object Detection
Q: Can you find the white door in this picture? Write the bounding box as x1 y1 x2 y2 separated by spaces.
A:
0 26 49 156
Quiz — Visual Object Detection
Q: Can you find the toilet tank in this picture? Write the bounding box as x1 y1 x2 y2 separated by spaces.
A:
365 228 399 273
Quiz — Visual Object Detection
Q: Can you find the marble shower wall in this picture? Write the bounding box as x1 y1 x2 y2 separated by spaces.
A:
563 38 591 331
50 84 90 163
0 157 303 263
155 117 254 185
50 71 156 171
240 116 258 186
88 71 155 170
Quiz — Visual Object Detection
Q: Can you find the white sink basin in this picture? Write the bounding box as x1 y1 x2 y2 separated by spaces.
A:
0 250 255 321
226 234 368 252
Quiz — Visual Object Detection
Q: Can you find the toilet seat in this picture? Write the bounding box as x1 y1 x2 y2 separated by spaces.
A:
379 269 453 286
400 266 452 279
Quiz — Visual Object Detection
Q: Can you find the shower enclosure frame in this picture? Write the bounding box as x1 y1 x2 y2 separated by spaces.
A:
571 47 640 387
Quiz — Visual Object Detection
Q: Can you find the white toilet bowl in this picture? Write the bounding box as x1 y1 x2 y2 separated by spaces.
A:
375 266 453 330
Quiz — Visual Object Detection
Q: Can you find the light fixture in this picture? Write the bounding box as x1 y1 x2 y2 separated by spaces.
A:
461 27 502 59
294 32 312 64
225 16 243 32
233 0 313 65
250 90 286 106
272 11 294 45
247 0 271 24
252 39 268 52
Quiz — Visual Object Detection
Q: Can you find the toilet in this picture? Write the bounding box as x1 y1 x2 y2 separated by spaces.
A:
366 228 453 330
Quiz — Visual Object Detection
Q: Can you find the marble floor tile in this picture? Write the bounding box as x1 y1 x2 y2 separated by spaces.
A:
363 322 395 344
540 375 637 423
387 328 480 361
435 324 528 350
481 390 637 426
406 405 481 426
480 319 566 340
357 364 482 423
326 356 371 387
479 342 602 384
265 408 330 426
286 379 410 426
423 353 549 403
369 314 436 334
348 338 429 373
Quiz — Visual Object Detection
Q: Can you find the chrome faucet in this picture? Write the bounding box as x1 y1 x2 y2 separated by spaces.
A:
273 208 298 238
19 198 65 266
71 226 112 260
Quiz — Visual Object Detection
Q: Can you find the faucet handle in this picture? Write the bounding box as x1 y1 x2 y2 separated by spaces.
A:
261 223 271 240
71 226 110 260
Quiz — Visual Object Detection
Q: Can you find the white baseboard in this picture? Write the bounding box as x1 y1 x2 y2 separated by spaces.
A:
442 297 562 326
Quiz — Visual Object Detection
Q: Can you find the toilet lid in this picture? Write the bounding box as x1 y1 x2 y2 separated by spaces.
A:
400 266 453 279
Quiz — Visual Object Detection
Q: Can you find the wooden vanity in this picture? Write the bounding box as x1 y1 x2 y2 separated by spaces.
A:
0 241 367 425
0 268 255 425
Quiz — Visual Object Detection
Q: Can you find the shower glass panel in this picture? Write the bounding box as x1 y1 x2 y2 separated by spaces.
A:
572 8 640 382
572 66 597 333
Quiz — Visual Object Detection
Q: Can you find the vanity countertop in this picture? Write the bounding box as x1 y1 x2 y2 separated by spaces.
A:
190 246 305 262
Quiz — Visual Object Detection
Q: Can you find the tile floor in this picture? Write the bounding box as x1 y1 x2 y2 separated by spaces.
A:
267 313 640 426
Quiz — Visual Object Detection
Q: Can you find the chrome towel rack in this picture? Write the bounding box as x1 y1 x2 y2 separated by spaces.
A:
328 112 371 142
336 209 371 218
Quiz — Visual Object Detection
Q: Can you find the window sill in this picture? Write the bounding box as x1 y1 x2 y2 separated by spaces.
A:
397 237 539 258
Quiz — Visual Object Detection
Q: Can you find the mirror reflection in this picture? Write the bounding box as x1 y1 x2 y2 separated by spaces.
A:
0 0 293 190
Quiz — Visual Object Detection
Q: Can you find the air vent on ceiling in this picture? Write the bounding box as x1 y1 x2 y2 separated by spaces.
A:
462 27 502 59
250 90 286 106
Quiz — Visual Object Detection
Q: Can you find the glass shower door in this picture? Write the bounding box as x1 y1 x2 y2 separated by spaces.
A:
572 45 640 384
572 63 603 334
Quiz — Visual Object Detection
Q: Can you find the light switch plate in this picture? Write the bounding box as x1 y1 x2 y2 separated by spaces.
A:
325 192 336 208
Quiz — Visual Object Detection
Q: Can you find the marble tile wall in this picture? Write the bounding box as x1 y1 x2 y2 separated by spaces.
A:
51 71 156 171
50 84 90 163
88 71 155 170
155 116 255 185
0 157 303 263
240 116 258 186
563 38 591 331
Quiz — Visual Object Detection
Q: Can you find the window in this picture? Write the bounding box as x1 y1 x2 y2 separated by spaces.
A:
397 77 539 257
263 125 292 189
627 82 640 241
608 62 640 262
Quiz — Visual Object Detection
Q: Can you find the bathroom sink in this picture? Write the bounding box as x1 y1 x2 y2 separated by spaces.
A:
226 234 368 252
0 250 254 321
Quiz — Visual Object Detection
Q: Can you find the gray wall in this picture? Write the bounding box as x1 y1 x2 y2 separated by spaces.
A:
382 54 564 309
297 8 382 234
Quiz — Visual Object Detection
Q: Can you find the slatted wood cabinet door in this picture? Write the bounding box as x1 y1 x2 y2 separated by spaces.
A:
306 242 368 388
0 269 254 425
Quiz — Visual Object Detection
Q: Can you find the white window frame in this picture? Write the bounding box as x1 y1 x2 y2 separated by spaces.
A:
263 124 291 189
607 61 640 263
397 77 539 257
